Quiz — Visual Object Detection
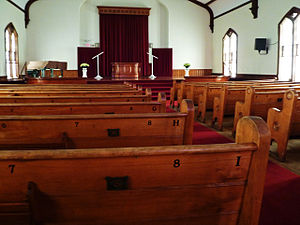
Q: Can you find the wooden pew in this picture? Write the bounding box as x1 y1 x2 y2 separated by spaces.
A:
232 86 300 134
169 80 181 107
0 116 270 225
211 85 247 130
0 93 166 115
267 90 300 161
197 82 275 122
0 89 152 103
0 99 194 149
197 84 223 122
173 80 275 110
0 89 143 97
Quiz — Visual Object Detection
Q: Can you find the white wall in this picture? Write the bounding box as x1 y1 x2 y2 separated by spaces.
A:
26 0 212 70
0 1 26 76
212 0 300 75
26 0 85 70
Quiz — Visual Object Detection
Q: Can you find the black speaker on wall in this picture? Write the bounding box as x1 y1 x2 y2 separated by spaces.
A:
255 38 268 53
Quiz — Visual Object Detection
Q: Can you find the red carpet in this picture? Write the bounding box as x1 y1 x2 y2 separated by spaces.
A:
259 162 300 225
192 121 233 144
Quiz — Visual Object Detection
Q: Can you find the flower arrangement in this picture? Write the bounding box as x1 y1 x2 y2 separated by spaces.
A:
183 63 191 69
80 63 90 68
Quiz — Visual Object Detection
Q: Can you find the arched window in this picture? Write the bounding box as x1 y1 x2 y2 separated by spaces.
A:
5 23 19 79
223 28 237 78
278 7 300 81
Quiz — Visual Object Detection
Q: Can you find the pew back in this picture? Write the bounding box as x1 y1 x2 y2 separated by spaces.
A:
0 99 193 149
0 117 270 225
233 86 300 133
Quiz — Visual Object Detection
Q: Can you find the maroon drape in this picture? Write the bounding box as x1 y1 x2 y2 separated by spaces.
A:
100 14 149 77
77 47 101 78
152 48 173 77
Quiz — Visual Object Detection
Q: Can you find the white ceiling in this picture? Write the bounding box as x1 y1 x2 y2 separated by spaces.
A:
10 0 252 18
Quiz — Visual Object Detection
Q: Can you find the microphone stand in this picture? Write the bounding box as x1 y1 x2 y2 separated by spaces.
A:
147 52 158 80
92 51 104 80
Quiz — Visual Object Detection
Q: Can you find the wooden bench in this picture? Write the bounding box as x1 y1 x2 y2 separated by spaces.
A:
267 90 300 161
0 89 152 104
210 83 300 130
0 93 166 115
211 85 246 130
0 99 194 149
0 89 144 97
0 116 270 225
233 86 300 134
169 80 181 107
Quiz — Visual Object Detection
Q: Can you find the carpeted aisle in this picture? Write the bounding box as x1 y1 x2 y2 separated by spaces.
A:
259 161 300 225
192 121 233 145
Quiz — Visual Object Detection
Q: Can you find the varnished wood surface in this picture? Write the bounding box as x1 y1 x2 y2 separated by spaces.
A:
0 101 166 115
0 95 152 103
233 86 300 134
0 116 270 225
267 90 300 160
0 99 193 148
0 143 256 160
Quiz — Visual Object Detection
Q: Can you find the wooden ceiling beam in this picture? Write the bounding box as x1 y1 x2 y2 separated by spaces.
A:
25 0 39 28
188 0 214 32
6 0 25 13
250 0 258 18
205 0 217 6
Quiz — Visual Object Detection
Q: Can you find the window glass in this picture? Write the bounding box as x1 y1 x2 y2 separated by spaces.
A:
4 24 18 79
279 18 293 81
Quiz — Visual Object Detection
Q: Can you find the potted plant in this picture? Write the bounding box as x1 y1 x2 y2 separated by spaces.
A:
184 63 191 77
80 63 90 78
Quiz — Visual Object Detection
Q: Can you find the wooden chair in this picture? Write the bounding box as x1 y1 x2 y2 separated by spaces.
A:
0 116 270 225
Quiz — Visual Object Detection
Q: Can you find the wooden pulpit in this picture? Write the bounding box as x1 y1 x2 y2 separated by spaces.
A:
112 62 140 79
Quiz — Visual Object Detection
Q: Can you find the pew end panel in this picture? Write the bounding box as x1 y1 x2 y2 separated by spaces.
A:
157 92 166 113
211 85 227 130
169 87 175 106
233 87 254 135
236 116 271 225
180 99 194 145
145 88 152 101
0 117 270 225
267 90 298 161
197 85 208 122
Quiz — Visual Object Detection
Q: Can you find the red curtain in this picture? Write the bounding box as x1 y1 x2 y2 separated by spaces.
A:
77 47 101 78
152 48 173 77
100 14 149 77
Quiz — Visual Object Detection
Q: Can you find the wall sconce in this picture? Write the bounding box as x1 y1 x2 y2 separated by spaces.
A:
255 38 268 55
